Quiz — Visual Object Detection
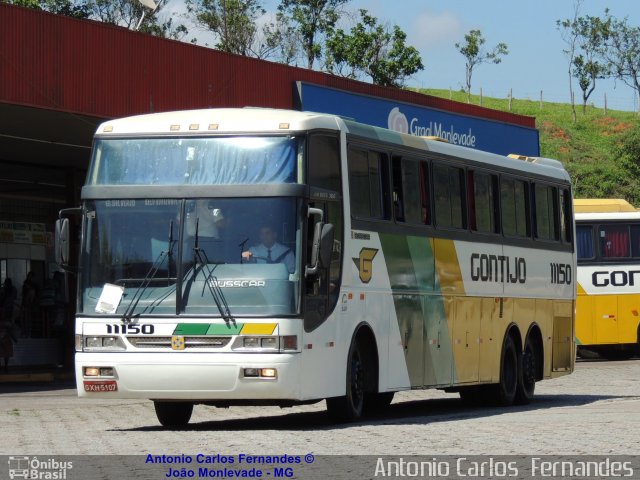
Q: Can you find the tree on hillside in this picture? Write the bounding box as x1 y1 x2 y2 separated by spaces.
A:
324 9 423 87
557 1 582 123
455 29 508 103
187 0 266 56
557 9 610 114
277 0 349 70
601 12 640 114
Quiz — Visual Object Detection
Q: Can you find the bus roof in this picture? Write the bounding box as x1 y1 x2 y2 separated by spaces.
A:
96 107 569 183
574 199 637 213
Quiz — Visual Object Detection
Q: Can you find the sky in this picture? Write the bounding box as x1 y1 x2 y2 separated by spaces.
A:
165 0 640 112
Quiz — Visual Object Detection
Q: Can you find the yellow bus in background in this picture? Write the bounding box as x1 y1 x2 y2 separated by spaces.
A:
575 199 640 359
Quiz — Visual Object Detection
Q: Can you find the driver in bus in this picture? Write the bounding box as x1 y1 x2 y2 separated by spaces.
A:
242 225 295 273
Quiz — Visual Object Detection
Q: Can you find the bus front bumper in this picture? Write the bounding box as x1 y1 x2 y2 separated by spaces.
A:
75 352 302 401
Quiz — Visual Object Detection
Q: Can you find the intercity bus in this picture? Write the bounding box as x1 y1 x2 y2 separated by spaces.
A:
56 108 576 427
575 199 640 359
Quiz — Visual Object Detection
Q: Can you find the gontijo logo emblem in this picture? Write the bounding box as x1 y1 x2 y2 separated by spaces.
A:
353 248 378 283
388 107 409 134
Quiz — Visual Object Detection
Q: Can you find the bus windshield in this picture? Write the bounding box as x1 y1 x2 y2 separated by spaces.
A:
87 136 301 186
81 197 302 317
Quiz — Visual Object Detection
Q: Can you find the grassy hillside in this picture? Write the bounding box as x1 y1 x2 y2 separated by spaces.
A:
416 88 640 205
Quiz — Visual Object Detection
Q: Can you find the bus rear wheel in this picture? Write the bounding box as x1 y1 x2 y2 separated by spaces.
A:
326 340 366 422
491 334 518 406
154 401 193 428
515 337 537 405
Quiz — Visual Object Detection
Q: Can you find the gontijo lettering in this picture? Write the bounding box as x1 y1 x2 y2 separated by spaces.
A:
470 253 526 283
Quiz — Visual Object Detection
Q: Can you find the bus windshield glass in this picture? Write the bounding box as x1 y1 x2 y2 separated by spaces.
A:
81 197 302 317
87 136 300 185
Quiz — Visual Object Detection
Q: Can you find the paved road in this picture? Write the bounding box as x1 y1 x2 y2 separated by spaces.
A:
1 360 639 455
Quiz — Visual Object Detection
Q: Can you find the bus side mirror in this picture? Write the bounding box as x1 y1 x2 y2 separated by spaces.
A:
55 218 70 267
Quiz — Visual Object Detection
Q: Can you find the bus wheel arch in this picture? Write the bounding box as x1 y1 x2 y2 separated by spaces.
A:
326 322 381 421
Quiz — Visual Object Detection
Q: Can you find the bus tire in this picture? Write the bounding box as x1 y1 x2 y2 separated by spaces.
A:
154 401 193 428
326 339 366 422
515 336 537 405
491 334 518 406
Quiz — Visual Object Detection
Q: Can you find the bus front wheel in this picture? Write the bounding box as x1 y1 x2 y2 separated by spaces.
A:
154 401 194 428
326 340 366 422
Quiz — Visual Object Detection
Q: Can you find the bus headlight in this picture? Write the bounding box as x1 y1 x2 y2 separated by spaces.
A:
233 335 299 352
82 336 126 351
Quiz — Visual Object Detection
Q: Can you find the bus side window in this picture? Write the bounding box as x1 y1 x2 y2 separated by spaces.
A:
469 171 497 234
559 188 573 244
307 134 341 192
534 184 559 241
434 164 465 229
500 177 529 237
576 225 594 259
392 158 430 224
348 147 389 220
600 224 630 258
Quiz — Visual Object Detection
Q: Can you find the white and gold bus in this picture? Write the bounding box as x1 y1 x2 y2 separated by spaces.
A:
575 199 640 359
57 108 575 427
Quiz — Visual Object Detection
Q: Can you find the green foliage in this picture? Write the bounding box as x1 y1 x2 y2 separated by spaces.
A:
557 13 610 113
455 30 508 102
277 0 349 69
602 11 640 103
417 88 640 205
324 9 423 87
187 0 265 55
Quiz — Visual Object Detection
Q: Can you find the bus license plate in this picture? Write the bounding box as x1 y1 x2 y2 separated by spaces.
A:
84 380 118 392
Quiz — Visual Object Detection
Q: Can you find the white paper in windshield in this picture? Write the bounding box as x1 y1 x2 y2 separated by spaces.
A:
95 283 124 314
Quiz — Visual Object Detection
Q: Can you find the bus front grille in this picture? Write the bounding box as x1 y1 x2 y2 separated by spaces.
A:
127 336 231 349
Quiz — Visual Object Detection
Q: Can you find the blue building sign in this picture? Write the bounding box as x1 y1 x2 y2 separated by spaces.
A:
295 82 540 156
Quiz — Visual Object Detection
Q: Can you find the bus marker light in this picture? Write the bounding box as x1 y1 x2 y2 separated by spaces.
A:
279 123 290 129
103 126 113 132
208 124 219 130
260 368 277 378
360 293 365 300
348 293 353 300
282 336 297 350
189 124 199 130
632 310 638 316
84 367 100 377
305 343 312 349
170 124 180 131
83 380 117 392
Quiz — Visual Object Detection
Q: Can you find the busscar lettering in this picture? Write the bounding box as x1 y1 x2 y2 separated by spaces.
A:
470 253 526 284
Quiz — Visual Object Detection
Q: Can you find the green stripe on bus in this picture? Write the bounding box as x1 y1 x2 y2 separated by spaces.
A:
206 323 243 335
173 324 212 335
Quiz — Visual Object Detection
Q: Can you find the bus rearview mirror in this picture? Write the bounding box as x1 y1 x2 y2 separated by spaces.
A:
55 218 70 267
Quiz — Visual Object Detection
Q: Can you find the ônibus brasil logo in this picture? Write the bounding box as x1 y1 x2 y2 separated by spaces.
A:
8 456 73 479
387 107 409 134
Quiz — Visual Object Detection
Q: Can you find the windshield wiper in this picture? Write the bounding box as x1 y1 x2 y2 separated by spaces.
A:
121 221 176 323
190 218 235 325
